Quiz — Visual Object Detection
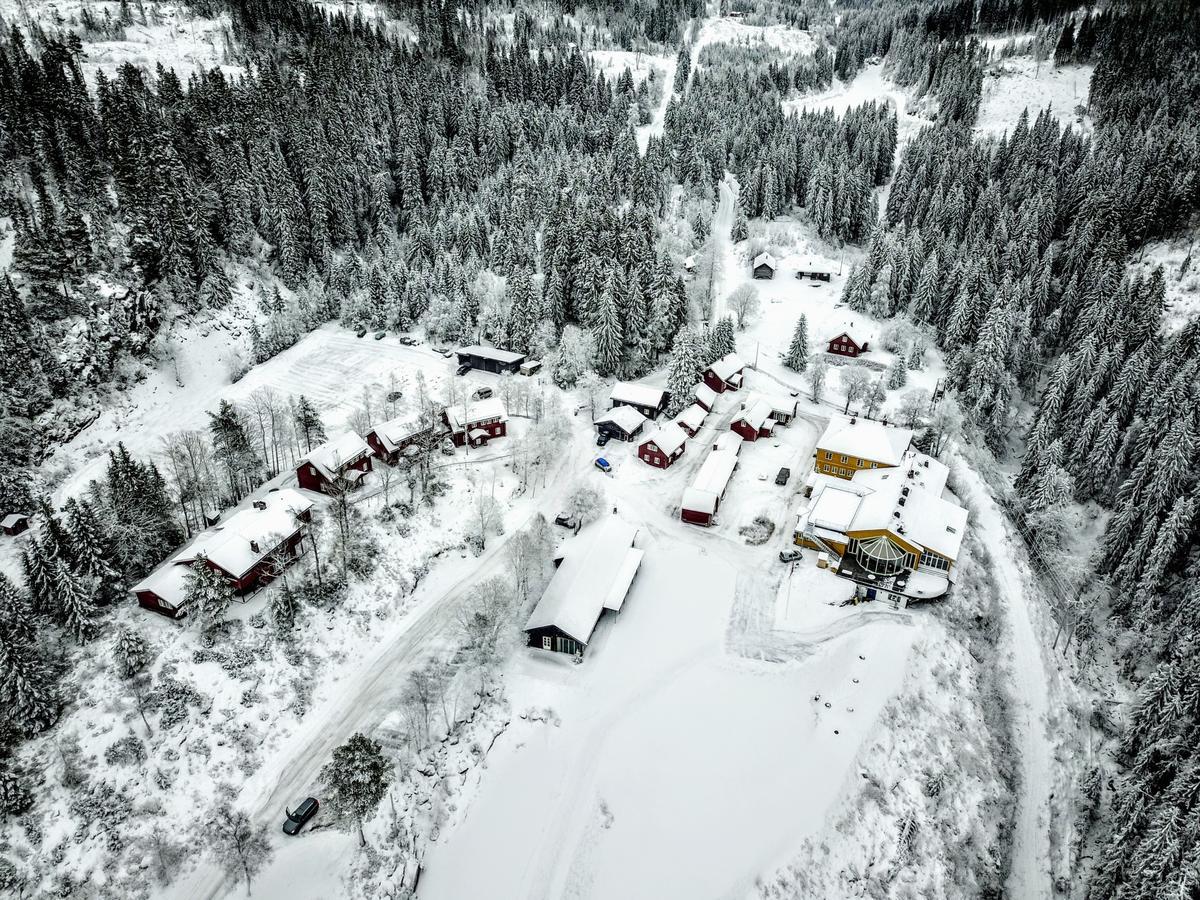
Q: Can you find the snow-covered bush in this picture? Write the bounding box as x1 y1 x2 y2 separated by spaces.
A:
104 735 148 766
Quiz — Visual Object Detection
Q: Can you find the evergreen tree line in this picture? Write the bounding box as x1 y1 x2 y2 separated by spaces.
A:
839 4 1200 894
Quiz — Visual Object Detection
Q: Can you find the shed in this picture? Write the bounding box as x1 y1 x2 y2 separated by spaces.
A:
638 422 688 469
1 514 29 536
455 345 526 375
297 432 373 493
748 392 798 425
752 252 777 279
609 381 669 420
594 405 648 442
713 432 743 456
827 332 869 358
681 449 739 527
523 516 643 658
795 263 832 282
519 359 543 376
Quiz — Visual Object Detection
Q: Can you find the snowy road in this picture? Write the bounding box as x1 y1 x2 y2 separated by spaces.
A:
954 459 1053 900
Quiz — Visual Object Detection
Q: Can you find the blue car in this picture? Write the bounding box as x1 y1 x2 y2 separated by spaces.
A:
594 457 612 473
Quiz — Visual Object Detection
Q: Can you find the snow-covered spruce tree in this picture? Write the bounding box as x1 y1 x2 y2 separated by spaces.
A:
886 356 907 389
64 498 120 604
293 395 326 454
731 204 748 242
54 559 97 645
21 541 57 618
0 579 59 736
320 733 393 847
783 314 809 372
593 290 625 377
707 317 736 362
115 627 150 679
184 560 233 632
806 354 828 403
665 327 706 417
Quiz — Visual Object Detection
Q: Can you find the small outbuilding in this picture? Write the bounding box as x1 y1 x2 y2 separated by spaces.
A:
827 332 869 358
713 432 743 455
795 264 832 282
523 516 644 658
609 381 669 420
1 514 29 536
638 422 688 469
752 252 777 279
297 432 373 494
594 405 648 442
455 345 526 375
519 359 543 376
703 353 746 394
444 398 508 447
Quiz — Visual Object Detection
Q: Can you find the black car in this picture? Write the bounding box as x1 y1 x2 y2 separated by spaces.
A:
554 513 578 530
596 431 610 447
455 363 472 376
775 467 791 486
283 798 319 835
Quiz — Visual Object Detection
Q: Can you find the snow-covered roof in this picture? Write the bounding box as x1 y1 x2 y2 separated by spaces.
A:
594 405 647 434
445 397 508 432
304 431 372 481
713 432 742 455
692 449 738 498
642 422 687 457
1 513 28 528
130 559 193 609
174 488 313 579
707 353 745 382
693 382 717 408
807 484 867 532
816 416 913 467
681 487 717 515
523 516 643 645
676 403 708 432
370 414 427 454
683 254 696 269
734 398 773 433
753 252 776 270
853 450 949 498
748 392 797 419
457 345 525 364
610 381 667 409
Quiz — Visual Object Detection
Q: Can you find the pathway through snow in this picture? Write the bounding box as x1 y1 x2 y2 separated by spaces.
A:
954 457 1053 900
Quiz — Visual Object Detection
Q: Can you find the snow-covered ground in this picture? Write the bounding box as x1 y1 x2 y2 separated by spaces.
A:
589 48 662 85
693 16 817 57
977 56 1093 137
1128 235 1200 331
0 0 242 84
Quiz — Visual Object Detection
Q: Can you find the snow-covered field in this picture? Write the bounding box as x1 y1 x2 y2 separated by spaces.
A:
977 56 1093 137
589 48 663 85
1128 236 1200 331
0 0 242 84
693 16 817 57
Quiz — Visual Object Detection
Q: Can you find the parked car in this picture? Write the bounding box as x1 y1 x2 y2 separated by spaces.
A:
595 431 610 447
374 331 386 340
594 457 612 474
355 328 367 338
455 363 472 376
779 549 802 563
283 797 319 835
775 467 791 486
554 513 578 530
472 386 494 400
386 390 403 403
440 349 454 358
433 346 451 356
397 335 418 346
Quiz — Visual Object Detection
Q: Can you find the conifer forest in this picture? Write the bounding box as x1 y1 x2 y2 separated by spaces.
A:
0 0 1198 895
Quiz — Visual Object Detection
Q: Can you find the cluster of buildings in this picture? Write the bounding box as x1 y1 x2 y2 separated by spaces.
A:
794 416 969 601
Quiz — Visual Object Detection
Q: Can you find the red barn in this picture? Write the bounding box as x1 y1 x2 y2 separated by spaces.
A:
730 399 775 442
131 489 314 618
297 432 373 493
827 332 869 358
681 449 739 527
638 423 688 469
703 353 745 394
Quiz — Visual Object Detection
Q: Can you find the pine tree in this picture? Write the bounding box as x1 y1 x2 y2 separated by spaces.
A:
115 627 150 679
65 498 119 603
319 733 393 847
707 317 736 362
293 396 326 453
22 540 57 617
185 560 233 632
731 204 748 242
783 315 809 371
665 327 706 417
593 290 625 377
54 559 97 645
886 356 908 389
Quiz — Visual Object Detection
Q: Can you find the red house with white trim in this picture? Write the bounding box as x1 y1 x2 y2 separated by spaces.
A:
827 332 869 358
297 432 373 493
638 423 688 469
365 414 439 464
730 399 776 442
444 397 508 447
703 353 745 394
